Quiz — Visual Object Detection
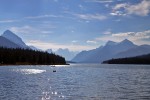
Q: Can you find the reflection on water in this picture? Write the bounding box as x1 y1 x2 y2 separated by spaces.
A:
13 69 46 75
0 64 150 100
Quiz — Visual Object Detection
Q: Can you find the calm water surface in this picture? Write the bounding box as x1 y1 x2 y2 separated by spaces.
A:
0 64 150 100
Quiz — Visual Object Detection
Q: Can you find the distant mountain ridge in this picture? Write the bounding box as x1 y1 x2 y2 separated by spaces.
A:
46 48 78 61
72 39 150 63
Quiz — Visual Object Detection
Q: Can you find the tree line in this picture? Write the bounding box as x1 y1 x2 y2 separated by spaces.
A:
0 47 66 65
102 54 150 64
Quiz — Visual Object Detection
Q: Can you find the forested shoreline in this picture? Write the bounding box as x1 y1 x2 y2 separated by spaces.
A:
0 47 66 65
103 54 150 64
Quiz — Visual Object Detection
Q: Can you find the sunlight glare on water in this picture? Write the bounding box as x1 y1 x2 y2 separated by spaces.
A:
13 69 46 75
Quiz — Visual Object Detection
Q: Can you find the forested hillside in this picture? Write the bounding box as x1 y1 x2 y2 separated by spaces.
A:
0 47 66 65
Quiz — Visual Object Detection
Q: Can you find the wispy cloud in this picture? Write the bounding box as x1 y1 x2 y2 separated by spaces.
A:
10 25 53 35
74 13 107 21
64 11 107 21
0 19 18 23
111 0 150 16
10 26 39 34
26 40 96 51
25 14 63 19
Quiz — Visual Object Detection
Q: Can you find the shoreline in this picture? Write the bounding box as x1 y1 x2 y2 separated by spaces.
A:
0 63 70 66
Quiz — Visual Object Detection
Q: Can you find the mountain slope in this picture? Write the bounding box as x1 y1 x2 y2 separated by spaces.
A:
114 45 150 58
1 30 28 48
0 36 21 48
72 39 137 63
72 46 104 63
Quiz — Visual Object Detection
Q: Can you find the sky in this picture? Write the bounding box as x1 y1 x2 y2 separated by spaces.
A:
0 0 150 51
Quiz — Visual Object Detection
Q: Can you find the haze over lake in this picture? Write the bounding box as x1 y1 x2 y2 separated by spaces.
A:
0 64 150 100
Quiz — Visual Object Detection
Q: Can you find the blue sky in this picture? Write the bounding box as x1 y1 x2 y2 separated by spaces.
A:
0 0 150 51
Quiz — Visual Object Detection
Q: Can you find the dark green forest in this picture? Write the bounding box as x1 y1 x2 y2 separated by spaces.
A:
103 54 150 64
0 47 66 65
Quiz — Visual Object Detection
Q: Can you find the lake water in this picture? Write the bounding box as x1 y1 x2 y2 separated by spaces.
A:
0 64 150 100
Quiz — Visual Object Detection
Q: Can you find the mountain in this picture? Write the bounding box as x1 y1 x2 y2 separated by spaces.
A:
55 48 78 61
0 30 30 49
1 30 28 48
46 49 53 53
72 39 138 63
72 46 103 63
0 36 21 48
46 48 78 61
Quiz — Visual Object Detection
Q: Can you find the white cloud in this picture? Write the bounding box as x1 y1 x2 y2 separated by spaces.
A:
126 0 150 16
96 30 150 45
113 3 128 10
86 40 97 44
112 32 135 37
26 40 96 51
74 13 107 21
112 30 150 40
111 0 150 16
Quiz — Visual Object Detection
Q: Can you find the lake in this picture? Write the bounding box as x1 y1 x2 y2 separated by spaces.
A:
0 64 150 100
